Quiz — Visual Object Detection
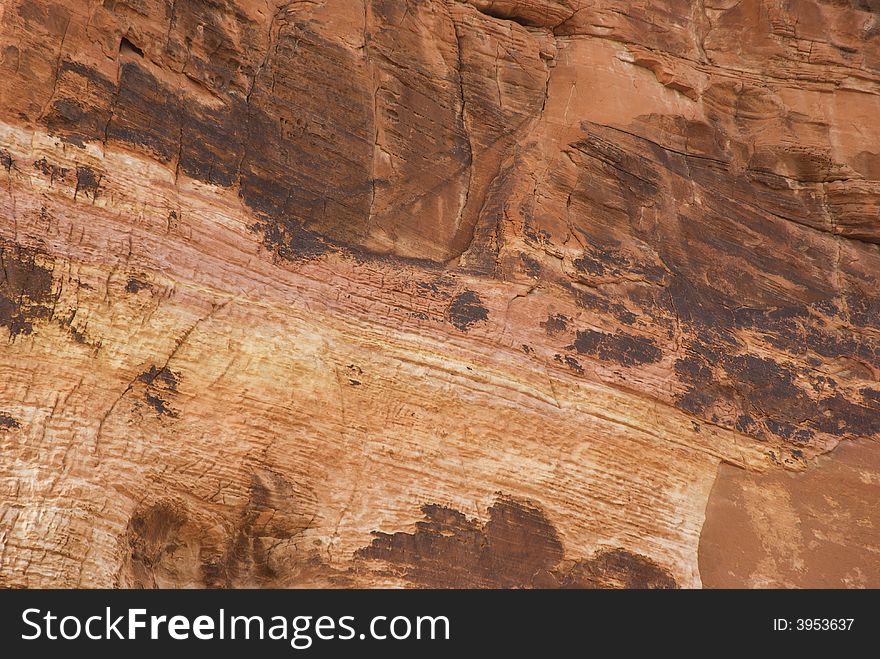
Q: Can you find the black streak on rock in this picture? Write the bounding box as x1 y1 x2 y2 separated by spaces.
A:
448 290 489 331
138 365 181 418
74 165 102 201
144 392 178 418
33 158 69 185
572 329 662 366
138 365 180 391
541 313 570 336
125 277 150 294
0 412 20 430
0 244 54 337
357 495 677 589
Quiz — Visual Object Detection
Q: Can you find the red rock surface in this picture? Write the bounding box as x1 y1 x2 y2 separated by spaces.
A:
0 0 878 588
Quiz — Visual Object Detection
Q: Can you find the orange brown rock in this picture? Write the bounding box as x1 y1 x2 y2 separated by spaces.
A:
0 0 877 588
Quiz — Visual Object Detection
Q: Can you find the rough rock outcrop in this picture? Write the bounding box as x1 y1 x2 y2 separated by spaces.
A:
0 0 878 588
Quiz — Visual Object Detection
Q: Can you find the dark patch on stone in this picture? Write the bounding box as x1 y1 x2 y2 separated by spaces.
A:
521 344 533 354
735 414 755 433
572 240 666 285
765 418 813 443
74 165 102 201
812 394 880 438
447 290 489 331
126 501 188 587
541 313 570 336
357 495 677 589
138 365 180 391
863 388 880 406
125 277 150 294
551 548 678 589
519 252 541 278
250 216 332 261
33 158 69 185
138 365 181 418
356 496 564 588
210 471 319 588
571 329 662 366
523 224 551 247
0 412 20 431
144 392 178 418
846 287 880 330
68 325 88 344
566 285 637 325
416 276 455 301
42 37 374 260
0 243 54 337
0 149 13 172
573 252 607 276
722 354 802 405
673 351 725 416
345 244 447 272
564 355 584 374
674 337 880 442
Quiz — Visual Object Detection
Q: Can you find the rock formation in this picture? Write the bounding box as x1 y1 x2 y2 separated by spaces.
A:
0 0 878 588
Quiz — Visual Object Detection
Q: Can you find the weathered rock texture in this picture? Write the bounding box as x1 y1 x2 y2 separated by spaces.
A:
0 0 878 588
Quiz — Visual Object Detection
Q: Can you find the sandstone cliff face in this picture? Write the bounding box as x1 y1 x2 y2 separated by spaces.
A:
0 0 878 588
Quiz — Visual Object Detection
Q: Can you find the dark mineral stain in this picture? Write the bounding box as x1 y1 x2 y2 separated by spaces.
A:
674 338 880 442
125 277 150 294
571 329 662 366
572 240 666 283
447 290 489 331
74 165 102 201
846 287 880 330
357 495 677 589
250 216 332 261
0 149 12 172
573 252 607 276
0 244 54 337
138 365 181 418
519 252 541 278
0 412 20 431
68 325 89 344
42 28 378 261
144 392 178 418
541 313 570 336
564 355 584 374
566 284 638 325
126 501 189 588
765 418 813 443
209 471 320 588
863 388 880 406
552 548 678 589
523 224 551 247
138 365 180 391
33 158 69 185
735 414 755 433
356 496 563 588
